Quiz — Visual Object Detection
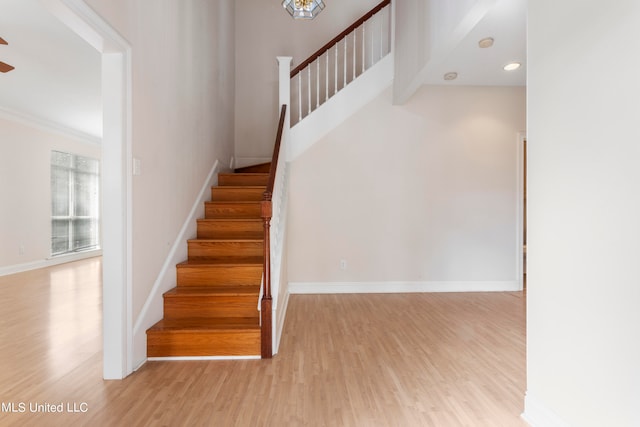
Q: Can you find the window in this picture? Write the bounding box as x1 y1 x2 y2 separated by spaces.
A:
51 151 100 256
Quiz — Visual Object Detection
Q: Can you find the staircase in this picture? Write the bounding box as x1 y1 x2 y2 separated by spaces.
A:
146 164 270 357
145 0 391 358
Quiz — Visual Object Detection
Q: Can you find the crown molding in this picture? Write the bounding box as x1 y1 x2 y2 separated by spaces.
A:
0 106 101 145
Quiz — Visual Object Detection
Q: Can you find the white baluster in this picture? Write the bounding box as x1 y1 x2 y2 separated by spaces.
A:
316 59 320 108
372 16 375 65
362 24 366 74
353 32 356 81
307 68 311 116
334 46 338 95
325 52 329 101
297 74 302 122
343 38 347 89
379 12 384 59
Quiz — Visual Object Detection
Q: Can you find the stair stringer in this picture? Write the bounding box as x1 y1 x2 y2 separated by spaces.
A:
251 110 291 356
269 161 290 354
288 53 394 161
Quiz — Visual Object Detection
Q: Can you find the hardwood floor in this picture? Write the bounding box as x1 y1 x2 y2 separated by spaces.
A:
0 258 527 426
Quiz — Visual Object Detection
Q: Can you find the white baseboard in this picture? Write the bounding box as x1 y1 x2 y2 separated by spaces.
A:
274 289 290 354
0 250 102 277
522 392 570 427
147 355 260 362
289 280 521 294
131 160 220 368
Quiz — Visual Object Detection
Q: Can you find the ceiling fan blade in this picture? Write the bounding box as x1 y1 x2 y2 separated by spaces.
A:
0 61 14 73
0 37 7 45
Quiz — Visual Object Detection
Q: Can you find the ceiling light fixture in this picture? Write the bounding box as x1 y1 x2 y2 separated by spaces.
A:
503 62 521 71
282 0 325 19
478 37 494 48
444 72 458 81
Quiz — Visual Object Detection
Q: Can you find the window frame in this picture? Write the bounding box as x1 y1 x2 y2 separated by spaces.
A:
51 151 101 257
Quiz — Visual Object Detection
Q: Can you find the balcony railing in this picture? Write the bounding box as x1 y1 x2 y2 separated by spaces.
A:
289 0 392 126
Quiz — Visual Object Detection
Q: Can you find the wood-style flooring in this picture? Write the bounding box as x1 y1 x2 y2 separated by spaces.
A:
0 258 527 426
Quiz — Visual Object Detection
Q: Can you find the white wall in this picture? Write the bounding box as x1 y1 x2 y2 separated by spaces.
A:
0 116 101 272
84 0 236 362
393 0 429 104
288 85 525 290
234 0 379 163
393 0 504 104
525 1 640 426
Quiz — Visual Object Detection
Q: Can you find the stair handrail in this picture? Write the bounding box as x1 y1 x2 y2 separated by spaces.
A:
260 103 287 359
290 0 391 78
264 104 287 202
288 0 391 125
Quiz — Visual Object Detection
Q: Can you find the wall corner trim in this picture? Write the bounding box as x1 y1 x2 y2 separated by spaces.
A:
273 289 290 354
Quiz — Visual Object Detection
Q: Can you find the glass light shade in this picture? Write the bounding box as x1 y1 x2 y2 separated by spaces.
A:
282 0 325 20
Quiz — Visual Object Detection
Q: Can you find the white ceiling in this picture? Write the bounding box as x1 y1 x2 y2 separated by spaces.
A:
422 0 527 86
0 0 525 142
0 0 101 140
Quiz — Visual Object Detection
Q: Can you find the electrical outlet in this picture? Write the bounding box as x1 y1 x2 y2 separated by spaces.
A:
340 259 347 270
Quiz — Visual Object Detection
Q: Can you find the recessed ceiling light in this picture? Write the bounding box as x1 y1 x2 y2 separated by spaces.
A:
444 72 458 81
478 37 494 48
503 62 521 71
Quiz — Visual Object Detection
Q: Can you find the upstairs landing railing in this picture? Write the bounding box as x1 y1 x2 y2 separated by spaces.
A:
290 0 392 126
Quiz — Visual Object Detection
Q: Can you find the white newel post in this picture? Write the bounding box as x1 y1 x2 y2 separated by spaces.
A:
277 56 292 160
277 56 293 111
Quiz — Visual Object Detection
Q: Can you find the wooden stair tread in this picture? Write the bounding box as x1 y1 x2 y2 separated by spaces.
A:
204 201 262 219
211 186 267 202
185 257 264 263
223 172 268 175
212 186 266 190
187 238 263 243
196 218 263 240
149 318 260 332
197 218 263 222
234 163 271 174
219 173 268 177
206 201 261 205
177 257 263 266
175 260 262 288
187 240 263 259
217 173 270 187
164 286 260 297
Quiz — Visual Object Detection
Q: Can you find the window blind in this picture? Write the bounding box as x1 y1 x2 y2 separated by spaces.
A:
51 151 100 256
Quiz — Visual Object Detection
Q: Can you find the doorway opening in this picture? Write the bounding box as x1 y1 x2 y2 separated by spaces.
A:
44 0 133 379
517 132 527 291
523 137 527 288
